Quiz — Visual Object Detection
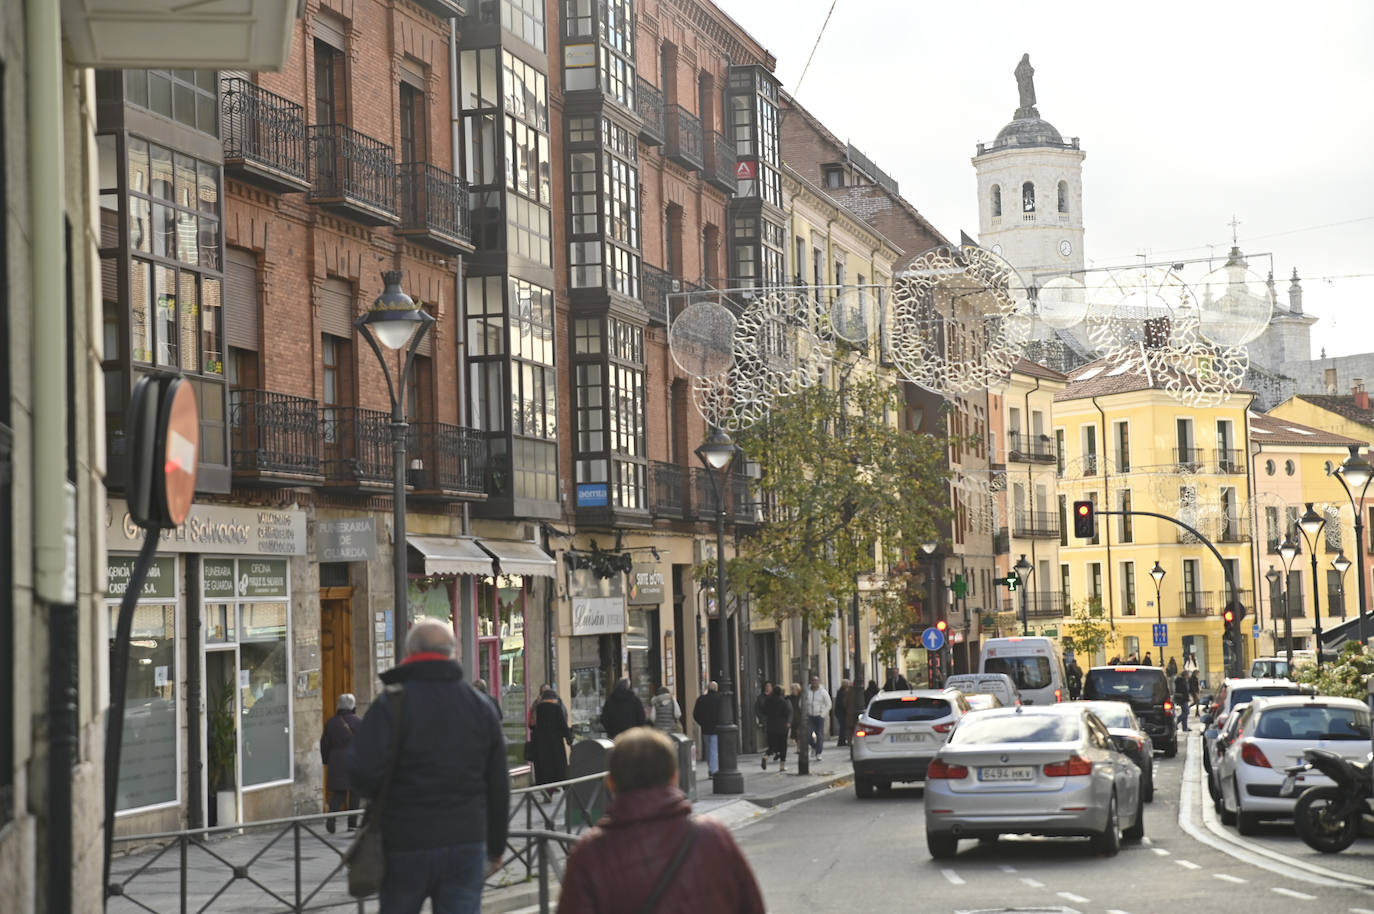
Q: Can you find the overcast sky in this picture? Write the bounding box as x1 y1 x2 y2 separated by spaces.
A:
714 0 1374 361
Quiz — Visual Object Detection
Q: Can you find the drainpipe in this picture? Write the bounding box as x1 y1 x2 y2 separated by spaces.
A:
449 16 471 540
1091 396 1114 631
1249 437 1266 634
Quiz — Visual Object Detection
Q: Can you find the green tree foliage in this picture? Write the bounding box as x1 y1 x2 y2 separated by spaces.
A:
1293 641 1373 700
729 374 951 634
1063 598 1111 661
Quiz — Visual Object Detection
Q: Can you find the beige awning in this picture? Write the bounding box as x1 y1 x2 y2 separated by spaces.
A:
407 535 493 577
477 539 556 578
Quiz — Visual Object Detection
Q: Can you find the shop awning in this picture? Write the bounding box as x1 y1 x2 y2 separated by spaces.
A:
478 539 556 578
407 535 494 577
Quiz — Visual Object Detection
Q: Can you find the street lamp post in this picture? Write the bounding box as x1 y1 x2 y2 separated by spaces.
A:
1150 562 1166 657
1014 554 1033 636
1332 550 1352 641
921 541 940 684
696 428 744 795
1332 444 1373 646
1296 503 1327 670
1265 566 1282 659
1279 535 1300 668
355 271 433 665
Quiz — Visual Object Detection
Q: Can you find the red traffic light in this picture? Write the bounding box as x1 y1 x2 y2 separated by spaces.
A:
1223 609 1234 623
936 619 948 632
1076 503 1090 517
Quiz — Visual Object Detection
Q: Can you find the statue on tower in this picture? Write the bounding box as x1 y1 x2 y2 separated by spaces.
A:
1014 53 1039 118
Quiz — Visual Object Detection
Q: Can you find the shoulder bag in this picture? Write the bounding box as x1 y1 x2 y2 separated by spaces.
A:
344 684 406 898
636 821 699 914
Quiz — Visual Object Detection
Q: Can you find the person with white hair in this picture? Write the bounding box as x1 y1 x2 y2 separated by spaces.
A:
320 692 362 833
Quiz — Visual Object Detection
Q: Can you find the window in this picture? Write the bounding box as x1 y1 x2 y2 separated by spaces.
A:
320 333 351 445
1265 458 1275 476
574 317 645 510
990 184 1002 217
1060 564 1071 606
1088 562 1103 602
1327 569 1347 616
1121 562 1136 615
1119 489 1133 542
1057 180 1068 213
598 0 635 108
1324 506 1341 552
121 70 219 135
1265 506 1281 553
1285 459 1296 476
1022 181 1035 213
398 81 426 164
1055 428 1065 476
1058 495 1068 546
823 165 843 188
1220 487 1239 540
1183 559 1200 608
1114 420 1130 472
314 40 347 125
1082 424 1097 475
502 0 546 50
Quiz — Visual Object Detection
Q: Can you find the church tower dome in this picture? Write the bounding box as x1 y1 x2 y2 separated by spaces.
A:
973 54 1086 284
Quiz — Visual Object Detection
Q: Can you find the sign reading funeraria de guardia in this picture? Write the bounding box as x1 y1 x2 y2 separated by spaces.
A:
106 498 307 556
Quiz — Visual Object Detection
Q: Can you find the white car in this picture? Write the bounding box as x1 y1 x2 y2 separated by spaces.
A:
1217 695 1373 835
851 689 969 798
1205 701 1251 807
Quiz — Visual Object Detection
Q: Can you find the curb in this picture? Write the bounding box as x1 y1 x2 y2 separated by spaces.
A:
747 770 850 809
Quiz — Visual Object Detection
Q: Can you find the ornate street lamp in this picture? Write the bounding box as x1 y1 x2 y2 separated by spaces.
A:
1014 554 1033 636
1150 561 1166 656
1265 565 1283 657
355 271 434 664
1333 444 1373 646
1278 535 1300 668
1296 503 1327 670
1332 550 1352 630
695 427 743 794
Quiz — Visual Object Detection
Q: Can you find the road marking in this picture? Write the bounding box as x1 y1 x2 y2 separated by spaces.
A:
1175 859 1201 870
1020 877 1045 888
1272 887 1317 900
1106 910 1134 914
1350 908 1374 913
1151 847 1171 856
1214 873 1248 884
1058 892 1090 903
998 864 1017 873
941 868 965 886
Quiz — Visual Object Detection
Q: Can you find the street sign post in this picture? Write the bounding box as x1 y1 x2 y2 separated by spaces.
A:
1252 623 1260 639
921 626 946 651
1151 623 1168 648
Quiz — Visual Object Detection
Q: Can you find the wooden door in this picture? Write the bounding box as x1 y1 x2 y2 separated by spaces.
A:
320 588 353 727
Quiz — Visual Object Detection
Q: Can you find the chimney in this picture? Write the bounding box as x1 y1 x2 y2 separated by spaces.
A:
1354 379 1368 411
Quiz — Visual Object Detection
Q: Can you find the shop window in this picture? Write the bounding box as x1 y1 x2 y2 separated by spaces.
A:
478 575 528 765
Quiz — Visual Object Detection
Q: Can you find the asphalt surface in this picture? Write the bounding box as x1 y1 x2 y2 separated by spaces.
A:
733 732 1374 914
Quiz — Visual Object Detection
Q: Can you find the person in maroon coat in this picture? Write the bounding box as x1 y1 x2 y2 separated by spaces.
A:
319 692 362 832
557 728 765 914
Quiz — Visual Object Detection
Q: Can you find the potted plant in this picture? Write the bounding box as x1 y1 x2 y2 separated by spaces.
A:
208 680 238 826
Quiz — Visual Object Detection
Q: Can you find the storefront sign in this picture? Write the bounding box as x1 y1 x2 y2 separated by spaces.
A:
203 558 236 598
628 564 664 605
106 498 306 556
317 518 377 562
238 559 288 598
572 596 626 635
564 43 596 67
106 556 177 600
576 483 608 507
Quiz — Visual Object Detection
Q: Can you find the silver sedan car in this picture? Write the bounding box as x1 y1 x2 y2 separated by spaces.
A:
923 704 1144 859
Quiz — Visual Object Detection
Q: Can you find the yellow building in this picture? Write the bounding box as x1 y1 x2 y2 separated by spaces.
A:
1054 359 1255 685
1248 411 1365 658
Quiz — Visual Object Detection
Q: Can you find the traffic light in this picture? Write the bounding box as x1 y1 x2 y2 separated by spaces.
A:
936 618 949 634
1226 600 1247 626
1072 500 1095 538
1222 607 1235 638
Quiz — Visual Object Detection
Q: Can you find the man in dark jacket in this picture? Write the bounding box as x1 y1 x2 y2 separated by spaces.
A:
349 620 509 914
692 681 722 776
558 728 765 914
832 680 853 747
600 677 646 738
319 692 362 832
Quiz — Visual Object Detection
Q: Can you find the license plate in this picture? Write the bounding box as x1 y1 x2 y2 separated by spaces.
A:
979 765 1033 782
890 732 926 743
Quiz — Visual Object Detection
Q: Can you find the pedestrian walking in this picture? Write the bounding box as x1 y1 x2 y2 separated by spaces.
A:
1165 656 1179 679
557 728 766 914
1143 651 1153 667
786 683 803 762
1065 659 1083 702
833 679 853 747
1172 671 1191 732
473 678 503 719
348 619 509 914
320 692 362 833
650 685 681 734
600 678 646 738
1188 670 1200 710
1183 653 1199 676
761 685 791 771
882 670 896 691
531 688 574 787
893 672 910 690
693 681 723 776
863 679 879 705
803 676 832 760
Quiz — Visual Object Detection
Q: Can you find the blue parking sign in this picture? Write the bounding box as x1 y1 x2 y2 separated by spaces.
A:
1151 623 1167 647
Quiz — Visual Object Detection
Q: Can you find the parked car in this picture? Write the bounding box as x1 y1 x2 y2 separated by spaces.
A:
979 637 1068 707
1201 678 1310 776
945 672 1020 709
923 704 1144 859
851 689 970 798
1216 695 1372 835
962 693 1004 712
1079 700 1155 801
1249 652 1315 680
1081 664 1178 757
1205 701 1251 806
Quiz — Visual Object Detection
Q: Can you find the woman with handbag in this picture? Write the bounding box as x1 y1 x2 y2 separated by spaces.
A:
530 689 574 788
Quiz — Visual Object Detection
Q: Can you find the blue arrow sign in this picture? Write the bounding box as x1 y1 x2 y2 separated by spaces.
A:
1151 623 1168 647
921 627 946 651
1252 623 1260 638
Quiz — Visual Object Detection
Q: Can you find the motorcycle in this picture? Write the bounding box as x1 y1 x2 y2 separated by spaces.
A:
1281 748 1374 854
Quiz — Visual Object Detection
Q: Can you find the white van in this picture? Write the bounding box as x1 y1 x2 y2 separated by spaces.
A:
978 637 1067 706
943 672 1020 709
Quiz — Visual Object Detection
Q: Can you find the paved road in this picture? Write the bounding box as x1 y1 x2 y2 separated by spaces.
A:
734 733 1374 913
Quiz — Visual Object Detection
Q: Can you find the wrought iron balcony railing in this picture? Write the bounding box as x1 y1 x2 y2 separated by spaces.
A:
229 389 322 482
1178 591 1214 616
1027 592 1065 619
322 406 393 486
396 162 472 252
1174 446 1204 469
220 77 309 192
308 124 397 224
1215 448 1244 474
1006 431 1057 464
407 422 485 497
651 460 685 518
636 78 665 145
1013 510 1060 538
729 472 757 525
706 131 736 193
665 106 704 171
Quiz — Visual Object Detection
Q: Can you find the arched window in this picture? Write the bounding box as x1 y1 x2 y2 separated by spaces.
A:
1057 180 1069 213
1022 181 1035 213
990 184 1002 217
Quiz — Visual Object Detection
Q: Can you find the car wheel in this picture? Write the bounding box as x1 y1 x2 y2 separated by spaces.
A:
1202 748 1212 773
1092 793 1121 856
1206 769 1220 801
1144 769 1155 803
1163 737 1178 759
1235 781 1261 836
1123 787 1145 842
854 776 874 799
927 832 958 860
1219 780 1237 826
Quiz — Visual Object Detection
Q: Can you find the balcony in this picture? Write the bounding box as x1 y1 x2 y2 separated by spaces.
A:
1027 592 1065 619
221 78 309 193
691 467 723 519
1174 446 1204 471
706 131 736 193
322 407 393 489
636 78 665 145
308 125 398 225
229 389 323 485
651 461 686 518
407 422 486 500
1216 448 1244 474
1215 521 1249 544
642 263 672 326
1013 510 1060 539
729 472 757 525
993 528 1010 555
1006 431 1057 464
666 106 704 172
396 162 473 253
1178 592 1215 617
61 0 298 70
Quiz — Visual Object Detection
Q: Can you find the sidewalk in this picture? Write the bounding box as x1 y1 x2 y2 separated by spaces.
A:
690 747 853 824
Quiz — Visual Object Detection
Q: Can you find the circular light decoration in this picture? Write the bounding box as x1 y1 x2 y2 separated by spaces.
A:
829 285 881 344
1083 266 1198 359
1193 259 1274 347
669 300 736 379
1159 342 1250 409
1035 275 1090 330
887 244 1032 395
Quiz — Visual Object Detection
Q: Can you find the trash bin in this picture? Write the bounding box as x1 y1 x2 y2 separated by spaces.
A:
668 732 697 801
565 738 612 830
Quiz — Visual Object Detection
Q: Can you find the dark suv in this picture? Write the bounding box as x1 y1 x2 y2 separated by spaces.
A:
1081 665 1178 757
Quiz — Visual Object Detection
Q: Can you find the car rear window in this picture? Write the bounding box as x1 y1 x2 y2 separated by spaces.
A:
1083 670 1167 702
1254 706 1371 741
868 697 952 722
1085 703 1135 728
984 656 1052 690
950 713 1079 744
1230 687 1302 708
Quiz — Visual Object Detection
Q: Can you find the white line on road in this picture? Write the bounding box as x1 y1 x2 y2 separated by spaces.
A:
998 864 1017 873
1020 877 1045 888
1214 873 1248 884
1350 908 1374 913
1152 847 1171 856
1272 887 1317 900
1106 909 1134 914
941 868 965 886
1175 859 1201 870
1058 892 1090 903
